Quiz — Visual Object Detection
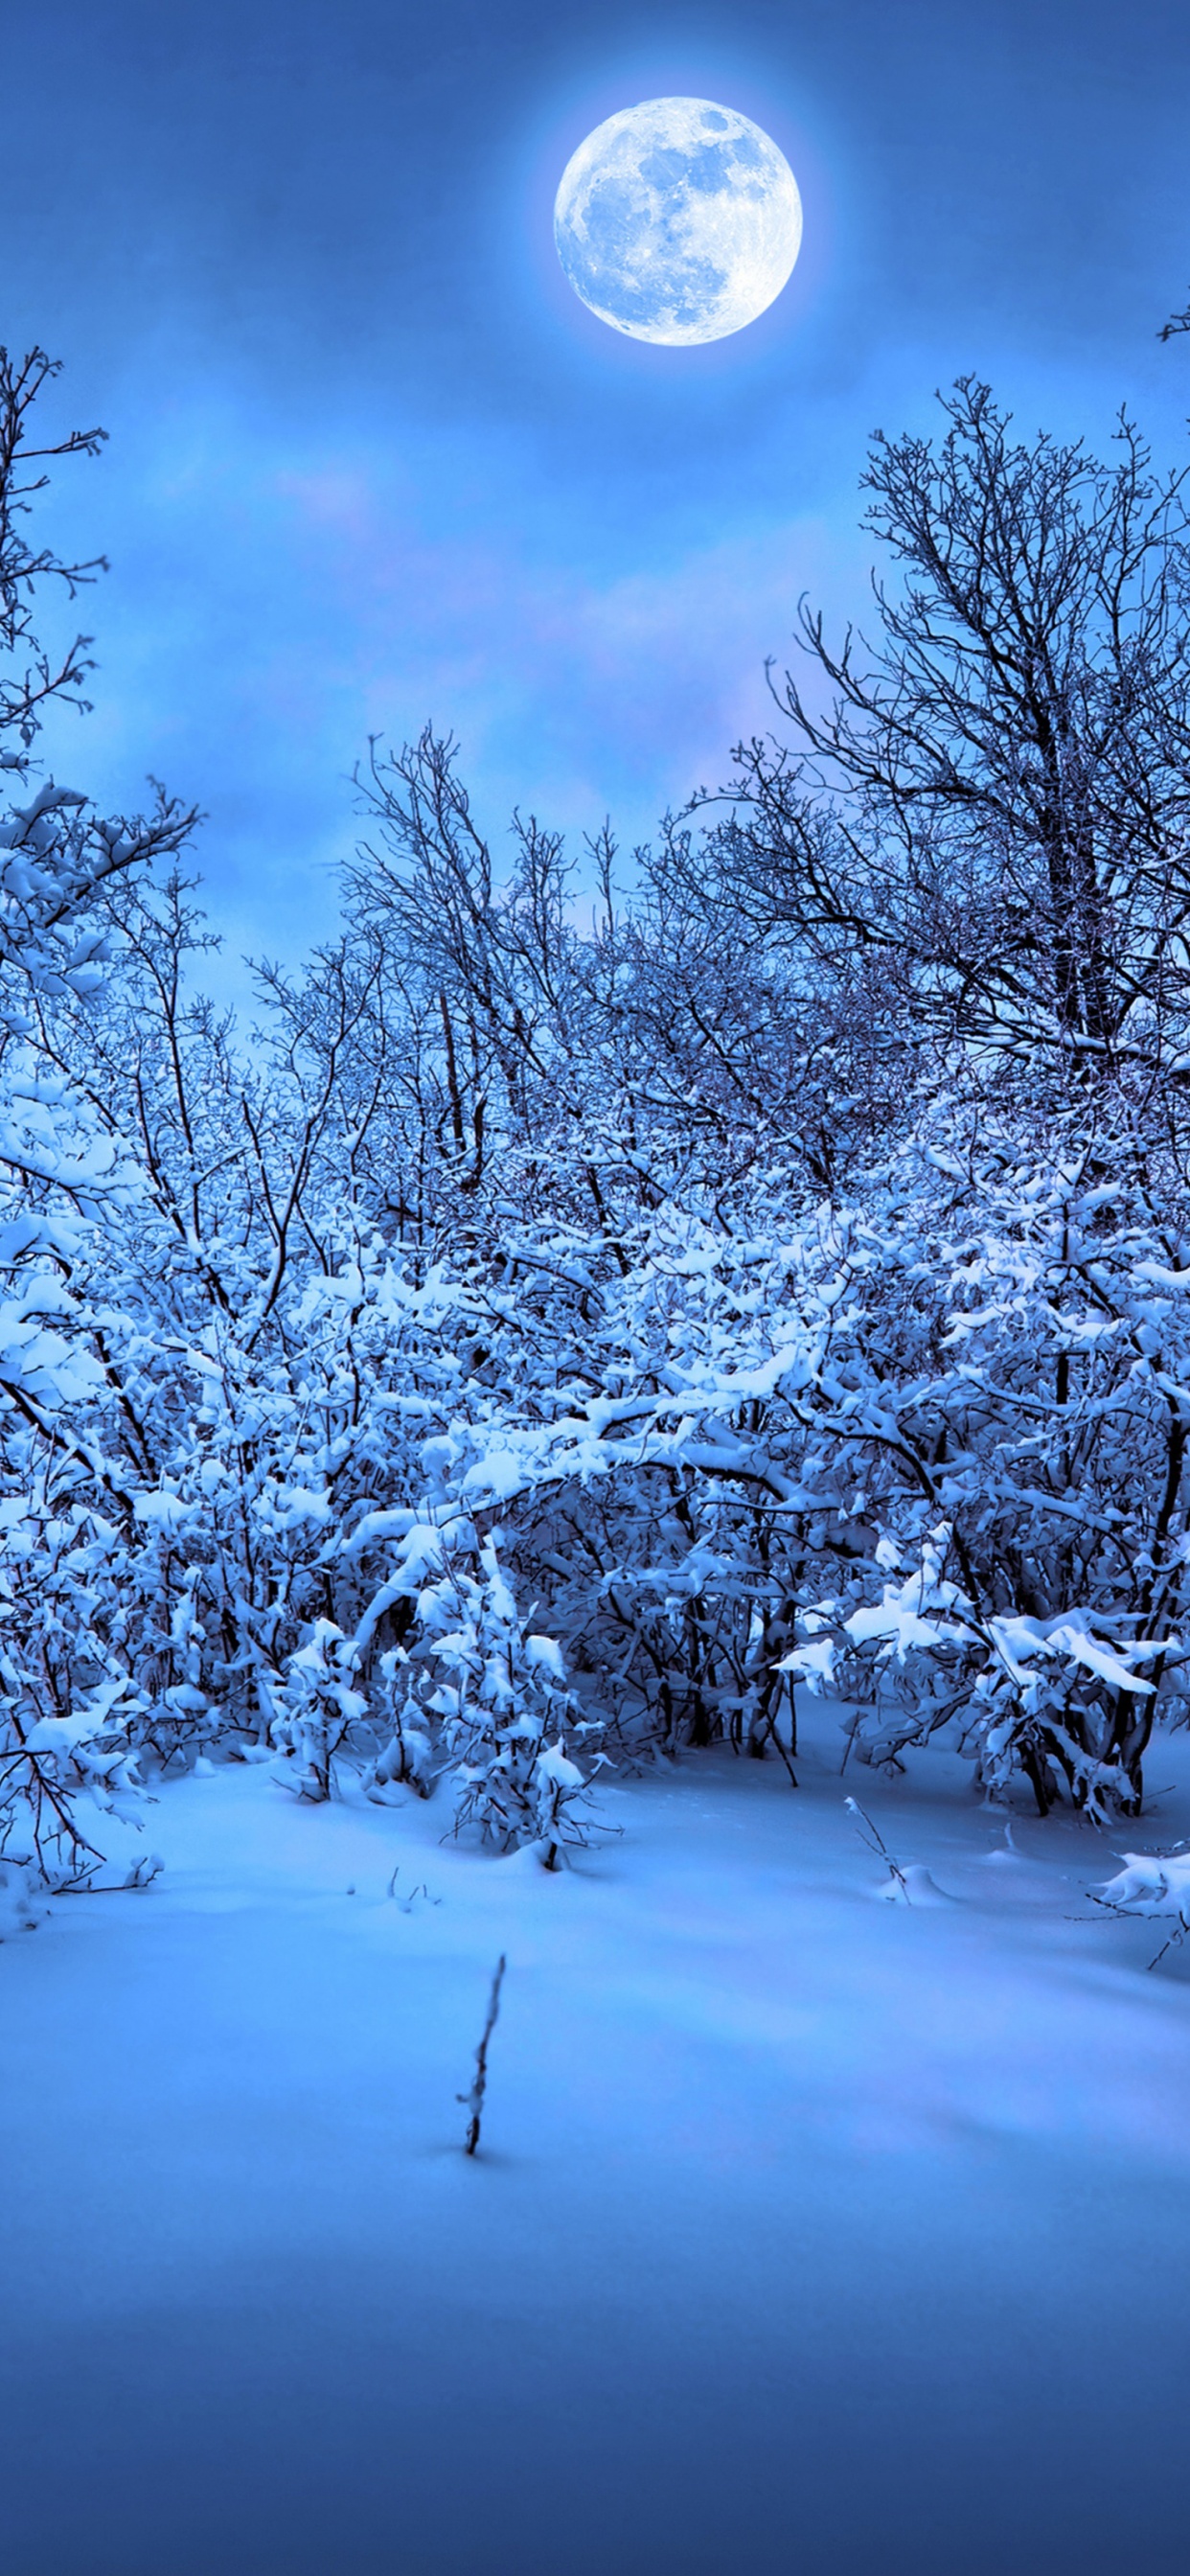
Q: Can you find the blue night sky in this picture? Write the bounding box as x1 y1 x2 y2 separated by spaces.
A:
5 0 1190 968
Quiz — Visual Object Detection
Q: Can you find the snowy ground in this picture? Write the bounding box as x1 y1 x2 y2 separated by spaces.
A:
4 1710 1190 2575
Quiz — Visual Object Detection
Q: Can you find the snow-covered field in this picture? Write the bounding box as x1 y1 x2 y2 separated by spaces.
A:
4 1711 1190 2575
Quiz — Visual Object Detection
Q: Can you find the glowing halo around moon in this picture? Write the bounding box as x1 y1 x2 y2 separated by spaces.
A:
553 97 803 346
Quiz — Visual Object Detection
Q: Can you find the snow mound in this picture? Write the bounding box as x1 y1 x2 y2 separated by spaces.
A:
878 1864 955 1906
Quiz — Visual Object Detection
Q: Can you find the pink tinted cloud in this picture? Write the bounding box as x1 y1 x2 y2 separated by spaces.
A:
274 455 862 848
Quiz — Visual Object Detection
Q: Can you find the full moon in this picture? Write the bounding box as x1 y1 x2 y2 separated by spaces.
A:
553 98 802 347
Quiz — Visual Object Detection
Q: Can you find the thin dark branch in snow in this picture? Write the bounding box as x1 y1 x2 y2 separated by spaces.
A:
459 1954 507 2156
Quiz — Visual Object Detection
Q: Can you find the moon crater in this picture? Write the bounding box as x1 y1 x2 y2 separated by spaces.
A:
554 98 802 346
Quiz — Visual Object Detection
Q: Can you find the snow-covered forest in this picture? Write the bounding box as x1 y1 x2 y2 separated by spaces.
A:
6 341 1190 1907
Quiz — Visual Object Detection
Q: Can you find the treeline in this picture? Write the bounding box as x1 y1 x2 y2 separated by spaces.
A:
4 348 1190 1888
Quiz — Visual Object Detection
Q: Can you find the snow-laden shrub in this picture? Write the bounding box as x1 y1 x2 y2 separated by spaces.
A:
359 1646 434 1800
268 1619 369 1801
1095 1850 1190 1924
770 1110 1190 1815
409 1534 600 1858
787 1528 1174 1827
0 1496 172 1880
1093 1849 1190 1965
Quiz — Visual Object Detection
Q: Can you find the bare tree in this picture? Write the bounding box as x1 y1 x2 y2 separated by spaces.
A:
1158 292 1190 343
709 380 1190 1099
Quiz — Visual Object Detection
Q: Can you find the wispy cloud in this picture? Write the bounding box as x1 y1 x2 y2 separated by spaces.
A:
36 399 869 964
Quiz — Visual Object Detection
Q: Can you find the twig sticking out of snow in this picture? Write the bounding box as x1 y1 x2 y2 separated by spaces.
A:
385 1865 441 1913
844 1795 911 1901
459 1954 507 2156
